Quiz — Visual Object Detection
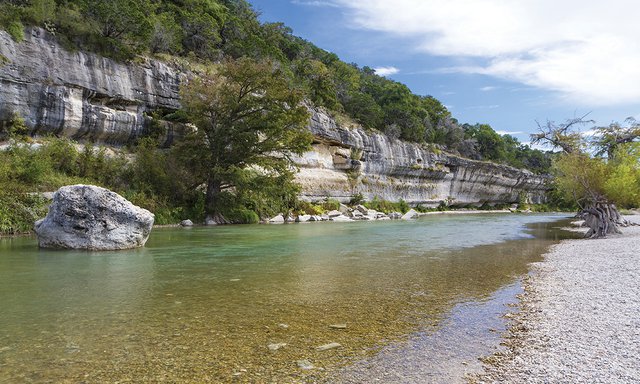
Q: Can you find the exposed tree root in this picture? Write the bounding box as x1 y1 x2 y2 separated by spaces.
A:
581 202 634 238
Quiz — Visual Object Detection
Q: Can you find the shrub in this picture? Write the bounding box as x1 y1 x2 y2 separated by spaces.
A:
225 208 260 224
0 189 48 235
0 112 29 140
4 20 25 42
349 192 364 206
322 198 341 211
364 196 410 214
295 200 324 215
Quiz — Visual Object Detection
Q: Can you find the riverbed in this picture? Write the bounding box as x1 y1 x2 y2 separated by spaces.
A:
0 213 577 383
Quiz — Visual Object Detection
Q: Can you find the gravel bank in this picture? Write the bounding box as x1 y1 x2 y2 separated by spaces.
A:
474 217 640 383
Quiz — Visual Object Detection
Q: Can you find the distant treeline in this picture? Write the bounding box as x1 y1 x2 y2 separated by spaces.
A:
0 0 551 173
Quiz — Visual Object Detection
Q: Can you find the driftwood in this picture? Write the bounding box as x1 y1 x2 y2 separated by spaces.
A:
580 202 632 238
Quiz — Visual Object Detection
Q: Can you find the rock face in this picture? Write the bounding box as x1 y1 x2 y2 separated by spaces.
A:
0 28 185 145
1 28 549 207
34 185 154 250
294 109 549 207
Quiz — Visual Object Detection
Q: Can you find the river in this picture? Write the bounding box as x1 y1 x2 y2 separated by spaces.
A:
0 213 577 383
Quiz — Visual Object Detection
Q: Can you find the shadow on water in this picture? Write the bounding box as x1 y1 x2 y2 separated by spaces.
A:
0 214 579 383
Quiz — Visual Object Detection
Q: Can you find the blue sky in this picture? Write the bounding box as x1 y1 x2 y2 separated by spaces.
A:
248 0 640 146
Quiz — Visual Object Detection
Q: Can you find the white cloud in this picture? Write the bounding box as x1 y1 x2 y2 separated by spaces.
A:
480 86 498 92
496 130 523 135
374 66 400 76
333 0 640 106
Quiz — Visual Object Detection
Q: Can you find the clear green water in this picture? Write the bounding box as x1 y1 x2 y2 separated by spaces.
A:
0 214 576 383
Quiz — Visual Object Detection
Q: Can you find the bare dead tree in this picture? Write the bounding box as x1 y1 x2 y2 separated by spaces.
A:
592 117 640 159
532 114 635 238
530 113 594 154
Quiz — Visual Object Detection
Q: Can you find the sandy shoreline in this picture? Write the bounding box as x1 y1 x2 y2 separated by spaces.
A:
473 216 640 383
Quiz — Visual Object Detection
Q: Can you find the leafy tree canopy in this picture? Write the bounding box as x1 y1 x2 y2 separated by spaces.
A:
178 57 312 223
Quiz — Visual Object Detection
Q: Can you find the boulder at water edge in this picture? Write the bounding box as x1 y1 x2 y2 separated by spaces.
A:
34 185 155 250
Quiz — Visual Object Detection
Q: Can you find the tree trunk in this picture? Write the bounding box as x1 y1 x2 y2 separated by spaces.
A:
581 202 630 238
204 178 230 225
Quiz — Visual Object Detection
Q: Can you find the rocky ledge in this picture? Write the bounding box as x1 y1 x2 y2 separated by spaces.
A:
0 28 185 145
294 109 549 207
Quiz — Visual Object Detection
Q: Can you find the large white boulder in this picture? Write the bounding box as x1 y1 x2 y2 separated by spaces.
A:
34 185 154 250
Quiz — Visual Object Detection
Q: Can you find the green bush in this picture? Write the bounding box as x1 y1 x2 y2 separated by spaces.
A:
322 198 341 211
0 112 29 140
349 192 364 206
5 20 24 42
295 200 324 215
0 190 49 235
225 208 260 224
364 197 410 213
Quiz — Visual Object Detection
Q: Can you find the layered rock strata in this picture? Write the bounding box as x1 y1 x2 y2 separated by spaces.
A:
1 28 548 207
294 109 548 206
0 28 184 145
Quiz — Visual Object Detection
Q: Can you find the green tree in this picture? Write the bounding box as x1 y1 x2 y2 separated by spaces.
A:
293 58 340 111
179 58 312 224
535 117 639 237
84 0 152 40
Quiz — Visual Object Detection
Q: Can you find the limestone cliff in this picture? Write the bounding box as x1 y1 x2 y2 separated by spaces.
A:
0 28 548 206
0 28 184 145
295 109 548 206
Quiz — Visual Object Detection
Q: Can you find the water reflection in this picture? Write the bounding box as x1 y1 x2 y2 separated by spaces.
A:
0 214 577 382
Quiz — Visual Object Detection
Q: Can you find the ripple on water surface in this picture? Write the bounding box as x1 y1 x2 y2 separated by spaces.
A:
0 213 577 382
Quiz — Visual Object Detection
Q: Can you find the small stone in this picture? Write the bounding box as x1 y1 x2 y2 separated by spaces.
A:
278 323 289 329
297 359 314 370
316 342 342 351
267 343 287 351
329 324 347 329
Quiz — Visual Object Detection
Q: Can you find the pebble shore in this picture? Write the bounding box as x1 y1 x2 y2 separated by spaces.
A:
474 216 640 383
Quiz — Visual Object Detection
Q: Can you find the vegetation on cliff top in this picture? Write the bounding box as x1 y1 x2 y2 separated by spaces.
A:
0 0 551 173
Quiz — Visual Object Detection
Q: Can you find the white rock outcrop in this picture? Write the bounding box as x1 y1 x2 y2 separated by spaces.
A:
34 185 154 250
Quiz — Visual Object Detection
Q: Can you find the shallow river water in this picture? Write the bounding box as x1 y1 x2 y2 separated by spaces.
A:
0 213 577 383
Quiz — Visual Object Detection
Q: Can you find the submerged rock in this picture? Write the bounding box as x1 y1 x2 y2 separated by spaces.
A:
267 343 287 351
297 359 314 370
316 342 342 351
34 185 154 250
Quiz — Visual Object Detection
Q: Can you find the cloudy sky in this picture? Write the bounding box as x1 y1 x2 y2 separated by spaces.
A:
249 0 639 144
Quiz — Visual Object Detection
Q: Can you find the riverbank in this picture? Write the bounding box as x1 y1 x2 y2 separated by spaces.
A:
473 216 640 383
